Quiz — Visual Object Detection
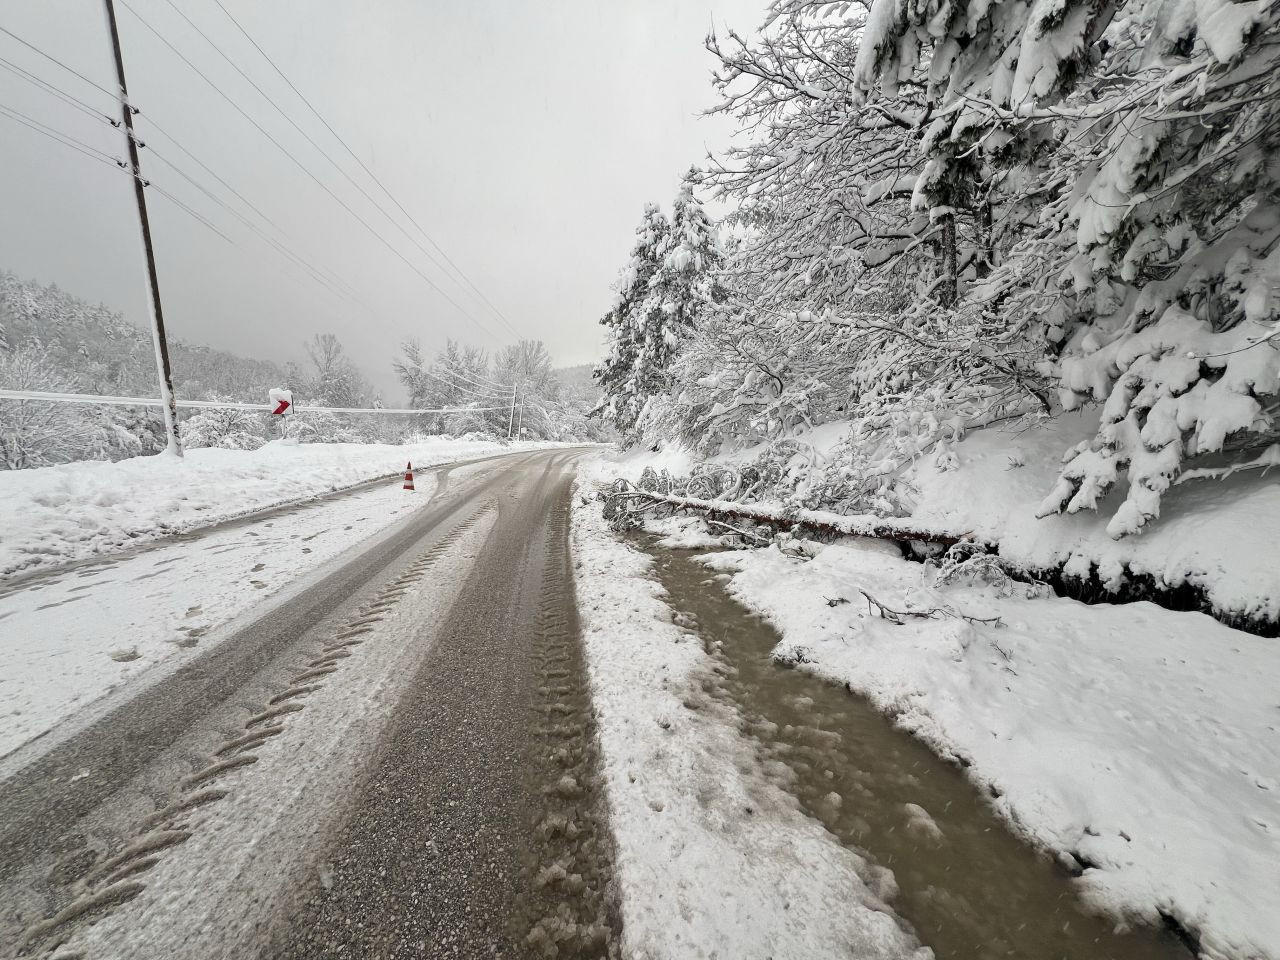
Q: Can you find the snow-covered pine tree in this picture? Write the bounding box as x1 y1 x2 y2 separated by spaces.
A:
851 0 1280 537
632 172 727 434
1031 2 1280 536
593 203 670 438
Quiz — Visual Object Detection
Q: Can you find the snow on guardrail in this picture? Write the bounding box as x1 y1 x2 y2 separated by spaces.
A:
0 389 509 414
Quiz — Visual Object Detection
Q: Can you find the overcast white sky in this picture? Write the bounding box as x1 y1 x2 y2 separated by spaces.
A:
0 0 761 400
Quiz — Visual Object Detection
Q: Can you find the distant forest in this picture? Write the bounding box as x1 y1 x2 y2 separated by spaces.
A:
0 271 607 468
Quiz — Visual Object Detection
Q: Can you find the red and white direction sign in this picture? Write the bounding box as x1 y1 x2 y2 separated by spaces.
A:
269 388 293 416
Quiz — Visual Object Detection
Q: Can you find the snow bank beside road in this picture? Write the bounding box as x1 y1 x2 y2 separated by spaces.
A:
705 538 1280 960
908 411 1280 623
570 475 929 960
0 438 564 578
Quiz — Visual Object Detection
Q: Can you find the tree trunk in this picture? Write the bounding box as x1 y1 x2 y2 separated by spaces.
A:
974 201 994 279
939 212 958 307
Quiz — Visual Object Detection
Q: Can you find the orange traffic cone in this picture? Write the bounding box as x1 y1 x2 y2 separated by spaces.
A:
403 461 415 491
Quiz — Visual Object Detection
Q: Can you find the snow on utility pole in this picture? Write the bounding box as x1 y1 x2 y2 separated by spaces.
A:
103 0 183 457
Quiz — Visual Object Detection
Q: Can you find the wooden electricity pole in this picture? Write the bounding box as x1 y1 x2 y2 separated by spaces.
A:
103 0 183 457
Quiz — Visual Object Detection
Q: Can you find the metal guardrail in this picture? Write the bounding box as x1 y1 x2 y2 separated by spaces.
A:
0 389 510 415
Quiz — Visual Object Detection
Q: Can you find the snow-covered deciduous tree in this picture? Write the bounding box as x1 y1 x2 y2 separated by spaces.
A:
300 333 371 409
0 346 92 469
395 338 504 435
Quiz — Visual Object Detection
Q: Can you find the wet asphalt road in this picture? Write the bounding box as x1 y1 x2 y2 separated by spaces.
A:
274 450 618 960
0 449 618 959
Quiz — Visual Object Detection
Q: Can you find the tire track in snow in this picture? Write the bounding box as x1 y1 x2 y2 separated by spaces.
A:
522 482 621 957
12 507 497 960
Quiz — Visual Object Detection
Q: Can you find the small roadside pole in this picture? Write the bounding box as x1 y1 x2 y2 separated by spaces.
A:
102 0 182 458
269 388 293 439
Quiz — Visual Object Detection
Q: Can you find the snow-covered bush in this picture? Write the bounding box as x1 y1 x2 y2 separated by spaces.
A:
289 409 370 445
181 400 270 451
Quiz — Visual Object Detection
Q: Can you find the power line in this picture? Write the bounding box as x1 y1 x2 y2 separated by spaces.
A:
154 0 503 335
425 356 516 391
0 94 343 324
417 357 517 394
0 25 118 100
1 65 380 332
142 114 282 232
436 364 515 393
0 100 120 168
420 365 514 398
0 55 118 126
136 114 371 305
207 0 523 340
0 52 365 310
148 146 361 305
117 0 506 344
150 182 237 245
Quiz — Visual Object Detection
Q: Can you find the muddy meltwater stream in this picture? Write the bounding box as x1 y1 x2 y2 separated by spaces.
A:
635 537 1193 960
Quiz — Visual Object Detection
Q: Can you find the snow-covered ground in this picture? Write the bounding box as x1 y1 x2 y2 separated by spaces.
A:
582 438 1279 957
570 475 929 960
907 410 1280 623
0 437 568 579
690 537 1280 960
0 449 515 762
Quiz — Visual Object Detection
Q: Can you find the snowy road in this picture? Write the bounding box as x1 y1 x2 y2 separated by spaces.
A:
0 448 616 959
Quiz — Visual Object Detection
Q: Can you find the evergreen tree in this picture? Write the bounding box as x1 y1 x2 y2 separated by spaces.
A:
593 203 670 437
648 171 725 342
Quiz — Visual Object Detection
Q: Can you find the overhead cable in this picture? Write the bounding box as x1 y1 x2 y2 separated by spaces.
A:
118 0 506 343
208 0 522 339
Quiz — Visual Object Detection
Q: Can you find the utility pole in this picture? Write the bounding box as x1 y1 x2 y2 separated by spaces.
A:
506 386 517 440
516 395 524 439
103 0 182 457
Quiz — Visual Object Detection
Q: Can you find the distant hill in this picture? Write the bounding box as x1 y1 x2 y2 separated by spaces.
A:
554 363 597 391
0 271 287 402
1 271 295 466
